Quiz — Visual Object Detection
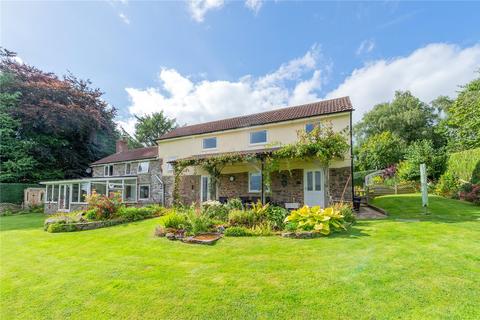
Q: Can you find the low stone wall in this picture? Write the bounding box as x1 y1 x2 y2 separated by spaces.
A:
44 219 125 233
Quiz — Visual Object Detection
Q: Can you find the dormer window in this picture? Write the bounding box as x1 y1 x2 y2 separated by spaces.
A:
250 130 267 144
203 137 217 150
104 165 113 176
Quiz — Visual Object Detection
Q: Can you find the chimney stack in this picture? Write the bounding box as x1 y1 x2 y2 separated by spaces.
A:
116 139 128 153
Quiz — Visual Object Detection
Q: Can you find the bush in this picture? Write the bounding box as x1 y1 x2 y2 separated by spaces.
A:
228 209 255 227
459 183 480 205
84 208 98 221
435 172 461 198
47 222 76 233
333 203 356 224
145 204 168 216
117 207 156 222
284 206 347 235
397 140 447 182
186 211 215 235
265 206 289 230
202 201 228 221
225 198 243 211
224 226 252 237
446 148 480 184
250 222 274 236
160 211 189 230
85 191 123 220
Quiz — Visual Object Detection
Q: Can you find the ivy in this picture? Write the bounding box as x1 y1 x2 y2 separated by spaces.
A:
172 123 350 204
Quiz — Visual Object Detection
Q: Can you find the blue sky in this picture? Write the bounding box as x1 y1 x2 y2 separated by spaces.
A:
2 1 480 132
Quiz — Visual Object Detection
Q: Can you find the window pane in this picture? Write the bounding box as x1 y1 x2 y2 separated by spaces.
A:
46 185 52 201
125 163 131 175
53 185 59 201
91 182 107 196
139 185 149 199
138 162 149 173
250 130 267 144
305 123 314 133
80 183 89 202
166 157 176 172
203 137 217 149
124 185 134 201
201 177 209 202
72 184 79 202
306 172 313 191
249 173 261 192
315 171 322 191
109 165 113 176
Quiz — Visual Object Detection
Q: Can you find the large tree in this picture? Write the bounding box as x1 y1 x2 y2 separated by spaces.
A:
0 50 118 182
354 91 441 146
356 131 406 171
444 76 480 151
134 111 177 146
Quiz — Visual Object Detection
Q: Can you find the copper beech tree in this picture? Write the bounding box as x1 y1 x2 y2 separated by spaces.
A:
0 49 118 182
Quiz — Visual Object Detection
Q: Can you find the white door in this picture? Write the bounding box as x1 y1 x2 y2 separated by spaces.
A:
304 169 325 207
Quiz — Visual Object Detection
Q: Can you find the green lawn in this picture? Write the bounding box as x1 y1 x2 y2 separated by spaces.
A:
1 194 479 320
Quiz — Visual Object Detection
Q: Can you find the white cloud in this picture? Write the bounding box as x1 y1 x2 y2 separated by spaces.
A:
118 13 130 24
119 45 326 134
12 56 23 64
326 43 480 122
245 0 263 14
188 0 224 22
356 39 375 55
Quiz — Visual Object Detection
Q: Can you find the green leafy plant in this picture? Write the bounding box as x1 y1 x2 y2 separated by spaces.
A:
117 207 156 222
284 206 347 235
265 206 289 230
85 191 123 220
160 211 189 230
228 209 255 227
250 222 274 236
225 198 243 211
435 172 461 198
202 200 228 221
332 203 356 224
186 211 215 235
224 226 252 237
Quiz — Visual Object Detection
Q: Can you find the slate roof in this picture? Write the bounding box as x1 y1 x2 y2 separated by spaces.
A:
158 96 352 141
91 146 158 165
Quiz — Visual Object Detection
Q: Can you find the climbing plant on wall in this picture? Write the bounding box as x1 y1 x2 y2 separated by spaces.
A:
171 123 350 204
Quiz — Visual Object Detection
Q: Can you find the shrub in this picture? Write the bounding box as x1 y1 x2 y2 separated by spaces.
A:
84 208 98 221
459 183 480 205
435 172 461 198
225 198 243 211
145 204 168 216
224 226 252 237
228 209 255 227
332 203 356 224
160 211 189 230
186 211 215 235
47 222 76 233
250 222 274 236
250 201 270 223
85 191 123 220
265 206 289 230
202 201 228 221
117 207 155 222
284 206 347 235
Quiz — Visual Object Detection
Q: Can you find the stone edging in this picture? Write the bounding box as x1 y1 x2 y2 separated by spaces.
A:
44 219 125 233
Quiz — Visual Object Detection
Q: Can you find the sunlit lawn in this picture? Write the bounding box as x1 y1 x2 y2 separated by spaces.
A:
1 194 479 319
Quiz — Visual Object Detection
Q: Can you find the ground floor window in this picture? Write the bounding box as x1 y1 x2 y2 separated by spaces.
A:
91 182 107 196
139 184 150 200
80 182 89 202
249 172 262 193
124 179 137 202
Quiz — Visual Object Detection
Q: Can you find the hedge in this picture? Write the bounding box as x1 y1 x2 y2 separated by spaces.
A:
446 148 480 183
0 183 41 204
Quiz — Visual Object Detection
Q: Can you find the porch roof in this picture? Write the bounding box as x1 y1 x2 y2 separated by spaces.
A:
40 176 138 185
169 147 281 163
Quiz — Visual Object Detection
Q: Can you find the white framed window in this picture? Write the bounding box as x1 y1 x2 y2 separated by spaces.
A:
137 161 149 174
46 185 53 202
249 172 262 193
250 130 267 144
200 176 210 202
166 156 177 172
306 171 322 191
72 184 79 203
125 162 132 175
104 164 113 176
139 184 150 200
202 137 217 149
80 182 89 202
124 179 137 202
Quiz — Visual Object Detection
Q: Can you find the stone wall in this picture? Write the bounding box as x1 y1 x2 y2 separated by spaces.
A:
45 202 59 214
178 175 201 205
328 166 353 203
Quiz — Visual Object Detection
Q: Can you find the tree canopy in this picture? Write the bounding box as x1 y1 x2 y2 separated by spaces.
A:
355 131 406 171
134 112 177 146
0 52 118 182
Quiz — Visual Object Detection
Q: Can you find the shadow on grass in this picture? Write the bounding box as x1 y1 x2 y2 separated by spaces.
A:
372 194 480 224
326 222 371 239
0 213 45 232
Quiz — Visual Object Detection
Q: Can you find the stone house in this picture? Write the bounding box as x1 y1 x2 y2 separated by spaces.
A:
41 96 353 213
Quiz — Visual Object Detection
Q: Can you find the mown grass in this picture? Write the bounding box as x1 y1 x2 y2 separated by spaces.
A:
1 194 479 319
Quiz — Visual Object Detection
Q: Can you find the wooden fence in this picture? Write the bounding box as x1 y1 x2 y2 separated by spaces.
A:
366 183 417 200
